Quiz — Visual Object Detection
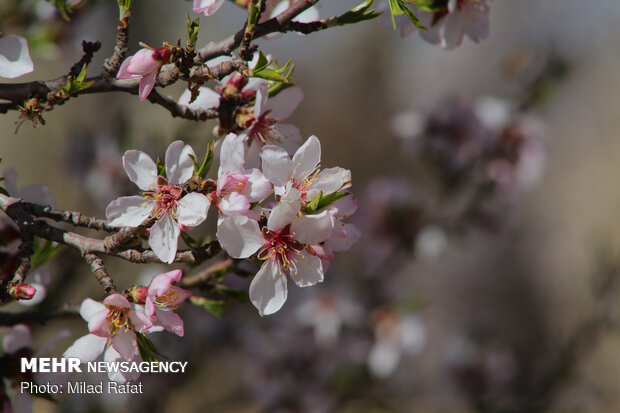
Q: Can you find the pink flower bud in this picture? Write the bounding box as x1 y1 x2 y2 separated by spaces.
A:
10 283 36 300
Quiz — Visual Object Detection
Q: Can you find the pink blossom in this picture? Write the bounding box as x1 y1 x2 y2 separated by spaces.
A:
193 0 226 17
0 35 33 79
208 133 271 220
117 47 171 101
63 294 152 362
105 141 211 263
144 269 192 336
217 189 333 316
263 0 320 38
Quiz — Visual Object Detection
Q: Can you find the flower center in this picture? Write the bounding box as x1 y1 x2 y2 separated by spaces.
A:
106 307 131 336
154 288 181 311
293 168 321 204
143 176 183 219
258 224 304 272
248 112 281 145
208 173 249 214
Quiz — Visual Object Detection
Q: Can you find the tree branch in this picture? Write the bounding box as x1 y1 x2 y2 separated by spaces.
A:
0 304 80 326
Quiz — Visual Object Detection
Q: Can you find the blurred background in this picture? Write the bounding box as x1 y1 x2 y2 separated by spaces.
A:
3 0 620 412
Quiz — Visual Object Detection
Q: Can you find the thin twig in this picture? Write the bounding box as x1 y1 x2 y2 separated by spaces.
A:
84 253 118 294
0 304 80 326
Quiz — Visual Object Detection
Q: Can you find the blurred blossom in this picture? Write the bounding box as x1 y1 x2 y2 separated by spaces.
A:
367 307 426 379
415 225 448 260
295 292 363 348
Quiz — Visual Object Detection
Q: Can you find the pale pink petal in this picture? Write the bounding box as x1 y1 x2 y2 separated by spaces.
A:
219 192 250 216
128 309 153 333
138 72 157 101
123 150 158 190
216 215 263 258
266 86 303 121
148 272 176 296
310 167 351 197
463 2 490 42
177 193 210 226
155 308 184 336
440 11 465 50
328 223 361 252
104 293 131 309
87 309 111 336
267 191 301 231
145 297 155 317
249 259 288 316
289 253 323 287
106 196 153 227
111 330 136 361
261 145 292 187
116 56 139 79
0 35 33 79
270 123 303 154
194 0 226 16
79 298 107 321
63 333 107 362
165 140 196 185
149 213 180 263
243 168 272 202
104 346 140 383
330 194 357 217
2 324 31 353
178 86 221 109
171 286 192 304
291 135 321 183
255 83 269 118
219 133 246 174
291 210 333 245
126 49 157 74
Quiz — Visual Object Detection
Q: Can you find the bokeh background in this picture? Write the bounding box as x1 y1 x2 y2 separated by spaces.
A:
3 0 620 412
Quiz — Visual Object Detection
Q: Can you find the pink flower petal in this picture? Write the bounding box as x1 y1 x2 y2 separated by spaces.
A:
155 308 184 336
2 324 31 353
250 259 288 316
138 72 157 101
106 195 153 227
111 330 137 361
261 145 292 187
63 333 107 362
0 35 33 79
104 293 131 309
79 298 107 321
291 135 321 183
266 86 304 121
289 253 324 287
291 210 333 245
122 150 158 191
149 213 180 264
177 193 210 226
216 215 263 258
165 140 196 185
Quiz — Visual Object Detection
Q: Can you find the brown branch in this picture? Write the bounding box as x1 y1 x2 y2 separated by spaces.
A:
21 201 116 232
69 41 102 78
1 196 221 265
180 258 234 289
83 253 118 294
102 1 132 78
0 304 80 326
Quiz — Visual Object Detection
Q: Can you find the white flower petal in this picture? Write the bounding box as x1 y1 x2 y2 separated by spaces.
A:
123 150 158 191
2 324 31 353
255 83 269 117
149 213 180 264
111 330 137 361
216 215 263 258
219 133 246 174
165 140 196 185
290 253 324 287
261 145 292 187
291 210 333 245
177 193 210 227
271 123 303 154
79 298 107 322
106 196 153 227
249 259 288 316
0 35 33 79
266 86 304 121
178 86 221 109
267 192 301 231
291 135 321 183
312 167 351 196
219 192 250 216
63 334 107 363
243 168 272 202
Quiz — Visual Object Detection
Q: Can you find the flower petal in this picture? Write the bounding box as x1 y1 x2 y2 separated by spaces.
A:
155 308 184 336
261 145 292 187
2 324 31 353
79 298 107 321
111 330 137 361
290 253 324 287
87 309 111 336
63 334 107 362
219 133 246 174
138 72 157 101
291 210 333 245
104 293 131 309
149 213 180 264
266 86 304 121
116 55 139 79
243 168 273 202
177 193 210 227
0 35 33 79
219 192 250 216
106 196 153 227
267 190 301 231
291 135 321 183
178 86 221 109
165 140 196 185
249 259 288 316
123 150 158 191
128 309 153 333
311 167 351 196
216 215 263 258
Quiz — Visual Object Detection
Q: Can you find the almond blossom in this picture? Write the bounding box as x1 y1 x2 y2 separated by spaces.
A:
143 269 192 337
193 0 226 17
208 133 271 220
117 46 171 101
0 35 33 79
63 294 152 363
260 135 351 203
105 140 210 263
263 0 320 38
217 189 333 316
241 83 304 156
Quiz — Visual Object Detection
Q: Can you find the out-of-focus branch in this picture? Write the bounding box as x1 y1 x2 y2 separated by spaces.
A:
0 304 80 326
22 201 116 232
102 0 132 78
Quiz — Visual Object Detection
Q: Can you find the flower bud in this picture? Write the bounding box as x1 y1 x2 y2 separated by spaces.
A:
9 283 36 300
127 285 149 304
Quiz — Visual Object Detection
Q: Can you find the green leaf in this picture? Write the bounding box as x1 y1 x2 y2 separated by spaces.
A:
191 296 226 318
304 192 322 214
47 0 82 22
180 231 198 248
156 157 167 178
302 191 350 214
249 52 295 83
387 0 426 30
194 140 215 179
30 239 63 268
247 0 263 27
136 332 168 363
216 286 250 303
58 64 94 96
399 1 426 30
335 0 382 26
186 13 200 49
408 0 444 12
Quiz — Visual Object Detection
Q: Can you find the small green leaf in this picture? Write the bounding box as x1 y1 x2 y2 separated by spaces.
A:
58 64 94 96
156 157 167 178
136 332 168 363
335 0 382 26
186 13 200 49
399 1 426 30
47 0 82 22
194 140 215 179
316 191 349 210
30 239 63 268
247 0 263 27
304 192 322 213
191 296 226 318
388 0 426 30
